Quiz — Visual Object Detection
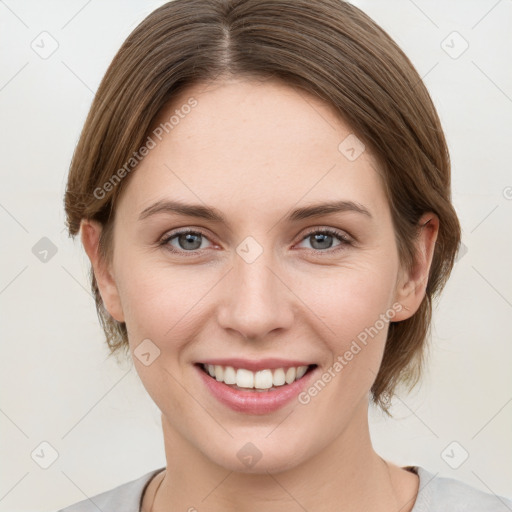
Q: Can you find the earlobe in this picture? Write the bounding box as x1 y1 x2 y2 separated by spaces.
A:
393 213 439 322
80 219 125 323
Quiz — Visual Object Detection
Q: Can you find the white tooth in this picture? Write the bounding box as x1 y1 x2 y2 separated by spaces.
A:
207 364 215 377
254 369 273 389
214 365 224 382
272 368 286 386
285 367 296 384
223 366 237 385
296 365 308 379
236 368 254 388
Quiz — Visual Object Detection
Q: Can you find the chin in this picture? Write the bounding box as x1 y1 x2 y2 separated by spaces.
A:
199 432 316 475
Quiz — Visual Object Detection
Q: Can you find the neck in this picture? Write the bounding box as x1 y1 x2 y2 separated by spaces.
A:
151 400 415 512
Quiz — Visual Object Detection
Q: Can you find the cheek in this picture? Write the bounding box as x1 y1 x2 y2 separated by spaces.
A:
116 265 212 414
302 263 397 341
116 262 218 349
291 274 396 421
295 261 399 397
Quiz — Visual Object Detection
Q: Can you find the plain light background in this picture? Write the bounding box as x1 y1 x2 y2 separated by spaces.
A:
0 1 511 511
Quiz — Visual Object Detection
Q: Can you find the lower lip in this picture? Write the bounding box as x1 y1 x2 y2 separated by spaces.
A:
195 364 318 415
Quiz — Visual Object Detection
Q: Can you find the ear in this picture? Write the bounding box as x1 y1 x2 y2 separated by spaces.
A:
80 219 125 323
392 212 439 322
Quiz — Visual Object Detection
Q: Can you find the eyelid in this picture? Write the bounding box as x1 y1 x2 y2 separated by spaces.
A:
299 225 353 243
158 227 216 252
293 226 353 254
159 226 212 243
158 225 354 255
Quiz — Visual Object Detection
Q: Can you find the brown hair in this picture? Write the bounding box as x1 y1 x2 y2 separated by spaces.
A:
64 0 461 410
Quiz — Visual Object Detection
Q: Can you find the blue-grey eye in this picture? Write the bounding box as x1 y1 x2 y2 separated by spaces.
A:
178 232 203 250
297 229 347 251
163 230 210 252
310 232 336 250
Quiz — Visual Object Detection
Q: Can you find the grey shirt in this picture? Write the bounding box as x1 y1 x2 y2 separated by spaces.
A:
55 466 512 511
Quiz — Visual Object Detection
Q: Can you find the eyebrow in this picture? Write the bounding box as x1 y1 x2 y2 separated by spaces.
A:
138 199 372 223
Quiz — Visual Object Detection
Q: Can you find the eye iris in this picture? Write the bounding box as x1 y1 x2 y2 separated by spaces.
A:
310 232 333 250
179 232 202 250
169 230 342 252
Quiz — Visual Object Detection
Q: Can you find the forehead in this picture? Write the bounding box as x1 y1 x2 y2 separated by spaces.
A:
116 78 387 221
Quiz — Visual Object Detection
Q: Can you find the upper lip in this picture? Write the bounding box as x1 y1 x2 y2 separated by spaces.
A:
197 358 316 372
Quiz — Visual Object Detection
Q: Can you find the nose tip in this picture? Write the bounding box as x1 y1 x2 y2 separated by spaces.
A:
216 255 295 341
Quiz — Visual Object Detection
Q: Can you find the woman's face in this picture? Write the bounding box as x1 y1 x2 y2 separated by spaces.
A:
91 78 422 473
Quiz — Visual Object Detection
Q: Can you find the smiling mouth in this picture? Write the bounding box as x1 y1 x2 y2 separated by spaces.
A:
196 362 318 392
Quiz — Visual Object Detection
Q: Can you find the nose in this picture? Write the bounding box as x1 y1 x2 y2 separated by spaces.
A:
216 247 295 341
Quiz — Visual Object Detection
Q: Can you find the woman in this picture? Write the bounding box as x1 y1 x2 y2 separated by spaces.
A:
59 0 511 511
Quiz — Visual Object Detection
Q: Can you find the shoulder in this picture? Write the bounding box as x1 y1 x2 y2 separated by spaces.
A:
54 467 165 512
412 466 512 511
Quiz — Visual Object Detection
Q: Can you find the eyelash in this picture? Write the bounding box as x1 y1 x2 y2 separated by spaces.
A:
158 227 353 257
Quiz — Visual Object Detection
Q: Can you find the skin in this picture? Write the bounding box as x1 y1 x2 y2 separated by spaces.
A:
81 77 439 512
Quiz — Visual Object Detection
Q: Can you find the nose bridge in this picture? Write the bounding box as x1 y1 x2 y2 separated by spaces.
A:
217 240 294 339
